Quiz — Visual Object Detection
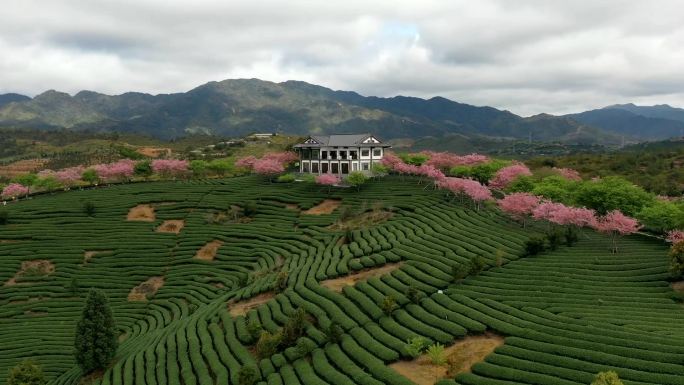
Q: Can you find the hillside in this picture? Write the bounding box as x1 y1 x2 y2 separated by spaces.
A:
1 176 681 385
566 107 684 140
0 79 620 144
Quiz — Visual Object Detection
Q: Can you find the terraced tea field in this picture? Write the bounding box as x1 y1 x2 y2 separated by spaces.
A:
0 176 681 385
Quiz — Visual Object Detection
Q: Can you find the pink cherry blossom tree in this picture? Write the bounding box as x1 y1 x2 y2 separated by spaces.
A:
552 167 582 181
489 163 532 190
252 158 285 181
151 159 189 178
2 183 30 200
498 192 540 227
593 210 641 253
55 166 85 188
235 156 258 170
262 152 298 164
666 230 684 245
315 173 340 193
462 179 492 210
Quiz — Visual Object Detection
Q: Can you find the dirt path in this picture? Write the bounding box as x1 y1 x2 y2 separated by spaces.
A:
228 292 275 317
83 250 111 265
390 333 504 385
302 199 341 215
321 262 404 292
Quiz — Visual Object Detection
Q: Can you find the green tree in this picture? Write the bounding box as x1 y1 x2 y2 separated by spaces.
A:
274 270 289 293
35 176 61 192
134 160 153 178
74 289 118 373
81 169 99 185
281 308 307 347
237 365 258 385
637 201 684 232
531 176 579 204
470 255 487 275
381 295 397 315
11 174 38 191
7 360 46 385
255 331 282 359
452 263 471 281
189 160 208 178
591 371 624 385
404 336 429 358
575 176 654 216
83 202 96 217
208 159 232 177
346 171 368 191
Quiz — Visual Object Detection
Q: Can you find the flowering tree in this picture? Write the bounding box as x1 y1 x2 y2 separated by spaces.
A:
666 230 684 245
489 164 532 190
380 152 404 170
151 159 189 178
2 183 30 200
252 158 285 181
424 151 489 169
593 210 641 253
316 173 340 193
461 179 492 210
262 152 298 164
55 167 85 188
94 160 135 182
552 167 582 181
235 156 258 170
498 193 540 227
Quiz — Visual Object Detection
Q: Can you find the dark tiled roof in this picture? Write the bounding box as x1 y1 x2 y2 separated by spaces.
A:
294 133 390 148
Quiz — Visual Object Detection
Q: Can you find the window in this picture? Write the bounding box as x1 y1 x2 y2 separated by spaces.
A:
362 162 369 171
340 151 347 160
302 162 310 172
321 163 329 173
331 163 339 174
373 149 382 157
350 150 358 160
312 150 319 160
361 149 369 157
330 151 337 159
312 162 319 173
352 163 358 171
321 151 328 160
302 149 310 159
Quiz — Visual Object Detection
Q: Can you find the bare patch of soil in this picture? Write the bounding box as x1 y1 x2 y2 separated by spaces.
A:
328 210 394 231
0 240 23 244
321 262 404 292
0 159 49 178
136 147 171 158
390 333 504 385
156 220 185 234
672 281 684 293
285 204 300 211
127 204 156 222
24 310 48 317
228 292 275 317
128 276 164 302
195 240 224 261
83 250 111 265
4 260 55 286
302 199 341 215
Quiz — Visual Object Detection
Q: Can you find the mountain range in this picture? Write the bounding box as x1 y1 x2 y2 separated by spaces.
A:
0 78 682 144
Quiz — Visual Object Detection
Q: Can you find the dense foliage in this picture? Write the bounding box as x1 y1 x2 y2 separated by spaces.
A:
74 289 118 374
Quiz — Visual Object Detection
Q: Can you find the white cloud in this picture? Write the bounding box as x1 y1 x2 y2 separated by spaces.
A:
1 0 684 115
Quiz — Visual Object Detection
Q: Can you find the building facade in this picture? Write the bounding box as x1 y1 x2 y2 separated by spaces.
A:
293 134 391 175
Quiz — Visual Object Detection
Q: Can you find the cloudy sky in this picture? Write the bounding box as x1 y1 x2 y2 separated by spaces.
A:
2 0 684 116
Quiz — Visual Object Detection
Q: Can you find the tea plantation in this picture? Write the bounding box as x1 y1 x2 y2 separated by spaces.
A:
0 176 681 385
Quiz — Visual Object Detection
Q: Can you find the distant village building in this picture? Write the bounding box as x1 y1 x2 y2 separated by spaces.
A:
293 134 391 175
248 133 277 139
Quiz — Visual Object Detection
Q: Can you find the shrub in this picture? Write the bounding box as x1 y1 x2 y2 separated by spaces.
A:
381 295 398 315
565 227 579 246
74 289 118 373
325 322 344 344
346 171 368 191
255 331 282 359
669 242 684 279
523 236 546 256
426 343 447 365
406 285 424 303
545 229 564 251
244 201 258 217
277 173 295 183
591 371 624 385
281 308 307 347
274 270 289 293
295 337 316 356
134 160 153 178
495 249 505 267
83 202 96 217
470 256 486 275
247 319 263 339
0 210 8 225
404 336 429 358
237 365 259 385
7 359 46 385
452 263 471 281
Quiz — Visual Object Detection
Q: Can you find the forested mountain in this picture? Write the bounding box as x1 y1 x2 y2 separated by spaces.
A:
0 79 617 143
566 105 684 140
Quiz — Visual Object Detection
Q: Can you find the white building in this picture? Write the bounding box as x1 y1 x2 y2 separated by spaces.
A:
293 134 391 175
